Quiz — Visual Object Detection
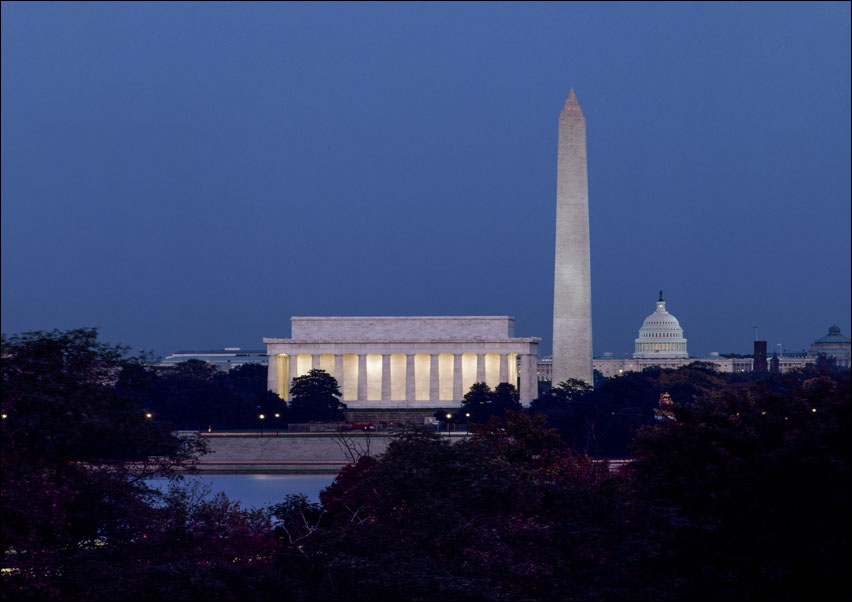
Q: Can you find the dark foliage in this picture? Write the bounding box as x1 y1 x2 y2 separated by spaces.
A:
288 369 347 423
533 362 735 456
460 381 522 423
119 359 286 431
3 328 849 601
1 328 221 600
629 368 852 601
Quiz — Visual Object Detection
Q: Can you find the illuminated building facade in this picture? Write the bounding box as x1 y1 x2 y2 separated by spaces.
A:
265 316 541 409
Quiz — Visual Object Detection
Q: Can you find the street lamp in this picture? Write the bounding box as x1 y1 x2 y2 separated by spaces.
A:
259 413 265 437
446 413 452 436
274 413 281 436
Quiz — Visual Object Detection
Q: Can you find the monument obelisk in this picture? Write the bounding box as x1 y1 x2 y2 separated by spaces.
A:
552 89 593 386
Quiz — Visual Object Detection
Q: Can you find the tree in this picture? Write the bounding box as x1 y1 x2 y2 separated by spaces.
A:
309 413 640 601
227 363 286 425
628 368 851 601
460 381 522 423
1 328 210 600
288 369 347 422
1 328 199 468
145 360 242 430
491 381 522 413
534 378 593 409
123 360 287 431
460 381 492 422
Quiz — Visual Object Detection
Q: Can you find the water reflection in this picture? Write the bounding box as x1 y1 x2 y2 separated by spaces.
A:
147 473 337 509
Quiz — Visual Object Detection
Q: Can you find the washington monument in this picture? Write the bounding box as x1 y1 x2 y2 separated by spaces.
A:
552 89 593 386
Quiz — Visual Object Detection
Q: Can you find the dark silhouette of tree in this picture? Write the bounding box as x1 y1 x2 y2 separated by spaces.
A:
461 381 521 423
123 360 285 431
227 362 287 428
629 367 851 602
311 412 640 600
534 363 739 457
288 369 346 422
140 360 244 430
5 327 848 601
286 370 850 601
1 328 212 599
491 381 522 413
534 377 593 408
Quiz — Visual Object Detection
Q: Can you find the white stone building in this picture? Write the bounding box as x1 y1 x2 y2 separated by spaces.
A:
807 323 851 368
265 316 541 410
633 292 688 359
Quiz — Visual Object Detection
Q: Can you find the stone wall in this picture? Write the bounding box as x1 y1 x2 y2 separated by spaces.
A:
195 433 392 473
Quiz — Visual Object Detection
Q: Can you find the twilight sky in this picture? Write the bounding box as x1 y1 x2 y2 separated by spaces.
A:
2 1 850 360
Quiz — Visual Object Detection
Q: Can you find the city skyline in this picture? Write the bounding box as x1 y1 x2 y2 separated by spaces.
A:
2 2 850 360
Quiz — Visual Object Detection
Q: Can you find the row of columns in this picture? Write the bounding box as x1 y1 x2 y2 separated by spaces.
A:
272 351 538 404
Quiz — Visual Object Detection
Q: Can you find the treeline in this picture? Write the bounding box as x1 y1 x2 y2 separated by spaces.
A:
531 361 753 457
2 328 850 600
445 361 803 457
119 359 285 431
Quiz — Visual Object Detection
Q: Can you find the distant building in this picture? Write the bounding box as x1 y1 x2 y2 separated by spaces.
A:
632 292 688 359
753 341 768 372
807 323 851 368
159 348 267 371
537 293 828 382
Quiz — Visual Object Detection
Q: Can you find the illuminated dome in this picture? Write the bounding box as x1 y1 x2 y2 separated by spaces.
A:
633 291 688 359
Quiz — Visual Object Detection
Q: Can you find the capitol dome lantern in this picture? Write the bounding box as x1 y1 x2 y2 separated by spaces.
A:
633 291 689 359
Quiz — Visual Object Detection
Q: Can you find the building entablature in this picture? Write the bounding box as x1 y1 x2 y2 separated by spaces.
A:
289 316 518 341
264 339 540 356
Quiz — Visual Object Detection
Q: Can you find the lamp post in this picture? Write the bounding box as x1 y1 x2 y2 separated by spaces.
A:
259 413 265 437
446 413 452 436
274 413 280 436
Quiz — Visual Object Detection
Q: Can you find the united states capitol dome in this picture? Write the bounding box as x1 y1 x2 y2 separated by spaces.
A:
633 291 689 359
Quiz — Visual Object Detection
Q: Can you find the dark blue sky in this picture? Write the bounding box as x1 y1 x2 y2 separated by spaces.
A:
2 1 850 360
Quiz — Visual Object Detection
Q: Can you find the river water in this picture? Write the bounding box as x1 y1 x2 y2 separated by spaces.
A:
147 473 338 509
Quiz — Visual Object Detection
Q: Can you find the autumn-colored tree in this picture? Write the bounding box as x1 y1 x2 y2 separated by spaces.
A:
301 414 643 600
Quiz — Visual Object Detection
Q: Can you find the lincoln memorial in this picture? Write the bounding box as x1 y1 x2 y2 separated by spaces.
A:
265 316 541 409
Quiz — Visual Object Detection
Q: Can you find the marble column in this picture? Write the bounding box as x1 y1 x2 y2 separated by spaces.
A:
381 354 392 401
499 353 509 384
453 354 464 401
476 353 486 383
429 354 440 402
357 354 368 401
405 354 416 402
312 354 320 370
334 354 344 394
288 353 299 391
